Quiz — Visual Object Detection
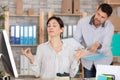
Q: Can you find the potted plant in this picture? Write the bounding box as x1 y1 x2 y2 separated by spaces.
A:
0 71 5 78
0 5 8 29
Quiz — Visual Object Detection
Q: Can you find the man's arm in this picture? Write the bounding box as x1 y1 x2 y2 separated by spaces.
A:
94 21 114 54
73 19 85 49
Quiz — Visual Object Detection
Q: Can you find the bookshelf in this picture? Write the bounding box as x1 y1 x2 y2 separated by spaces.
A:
4 11 44 75
104 0 120 16
104 0 120 4
48 12 87 39
48 12 87 19
103 0 120 32
48 12 87 78
4 11 44 45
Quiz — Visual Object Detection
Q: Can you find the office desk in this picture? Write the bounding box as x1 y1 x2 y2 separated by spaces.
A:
12 77 95 80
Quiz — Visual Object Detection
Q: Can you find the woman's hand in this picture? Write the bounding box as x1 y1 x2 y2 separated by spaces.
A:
75 48 88 62
21 48 34 64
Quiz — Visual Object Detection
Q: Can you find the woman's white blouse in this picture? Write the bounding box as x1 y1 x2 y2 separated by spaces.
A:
30 41 80 78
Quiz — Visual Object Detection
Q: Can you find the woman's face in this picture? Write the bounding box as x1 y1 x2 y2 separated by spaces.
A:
47 19 63 38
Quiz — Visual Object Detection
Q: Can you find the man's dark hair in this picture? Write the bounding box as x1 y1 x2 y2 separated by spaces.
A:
97 3 113 17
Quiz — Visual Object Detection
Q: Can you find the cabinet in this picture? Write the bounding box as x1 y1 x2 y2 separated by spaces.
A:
4 11 44 45
104 0 120 16
4 11 44 75
48 12 87 78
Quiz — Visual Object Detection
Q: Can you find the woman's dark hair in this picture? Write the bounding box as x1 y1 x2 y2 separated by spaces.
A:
97 3 113 17
46 16 64 28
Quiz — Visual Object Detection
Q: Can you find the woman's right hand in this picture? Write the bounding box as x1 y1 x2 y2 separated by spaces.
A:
21 48 34 64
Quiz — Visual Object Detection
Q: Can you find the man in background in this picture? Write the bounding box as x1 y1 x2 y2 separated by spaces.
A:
73 3 114 78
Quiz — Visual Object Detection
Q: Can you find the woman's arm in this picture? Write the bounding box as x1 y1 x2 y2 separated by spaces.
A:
21 46 42 77
70 49 87 77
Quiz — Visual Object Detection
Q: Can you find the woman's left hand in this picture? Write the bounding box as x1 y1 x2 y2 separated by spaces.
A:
75 48 88 61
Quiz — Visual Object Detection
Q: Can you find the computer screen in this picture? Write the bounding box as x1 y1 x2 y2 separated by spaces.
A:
96 65 120 80
0 30 18 78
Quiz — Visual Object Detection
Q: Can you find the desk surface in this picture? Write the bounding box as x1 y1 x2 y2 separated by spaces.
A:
12 77 95 80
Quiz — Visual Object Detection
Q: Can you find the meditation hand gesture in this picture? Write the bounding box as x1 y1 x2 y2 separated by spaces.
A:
21 48 34 64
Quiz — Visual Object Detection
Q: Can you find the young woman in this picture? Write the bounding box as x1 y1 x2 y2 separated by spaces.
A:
22 16 87 79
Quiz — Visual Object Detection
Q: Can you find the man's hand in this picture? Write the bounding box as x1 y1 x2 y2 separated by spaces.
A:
89 42 100 53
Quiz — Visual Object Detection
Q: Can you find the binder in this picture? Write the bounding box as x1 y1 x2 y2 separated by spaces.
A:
27 8 34 15
15 25 20 44
73 25 77 35
73 0 80 14
61 0 72 14
16 0 23 15
82 53 107 61
32 25 37 45
68 24 73 37
23 25 29 45
10 25 15 44
28 25 33 45
20 25 24 45
62 24 68 38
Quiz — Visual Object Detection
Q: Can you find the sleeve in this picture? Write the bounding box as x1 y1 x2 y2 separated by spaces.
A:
97 21 114 54
29 45 42 77
73 19 84 49
69 49 80 77
62 38 85 51
73 20 83 43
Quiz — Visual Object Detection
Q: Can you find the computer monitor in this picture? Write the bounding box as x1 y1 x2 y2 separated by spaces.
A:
96 65 120 80
0 30 18 78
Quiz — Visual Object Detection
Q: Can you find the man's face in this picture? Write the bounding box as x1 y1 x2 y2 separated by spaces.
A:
94 8 108 27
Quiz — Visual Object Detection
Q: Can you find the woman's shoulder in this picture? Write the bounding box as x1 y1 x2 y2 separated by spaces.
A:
62 38 80 50
62 40 76 52
37 41 49 49
62 41 76 56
